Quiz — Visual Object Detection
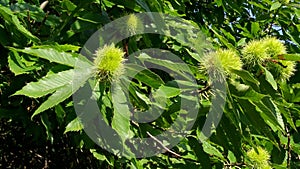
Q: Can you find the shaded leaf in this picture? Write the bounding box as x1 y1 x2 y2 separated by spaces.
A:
64 117 84 134
125 64 164 89
261 66 278 90
202 141 225 161
231 69 260 85
0 6 40 43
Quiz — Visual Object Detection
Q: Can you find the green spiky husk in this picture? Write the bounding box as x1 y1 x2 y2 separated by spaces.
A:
94 44 125 81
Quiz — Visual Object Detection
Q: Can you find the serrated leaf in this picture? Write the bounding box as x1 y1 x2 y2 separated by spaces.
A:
64 117 83 133
32 85 73 118
14 69 75 98
273 101 285 130
14 48 92 68
220 28 236 43
277 104 296 130
31 68 93 118
8 51 36 75
0 6 40 43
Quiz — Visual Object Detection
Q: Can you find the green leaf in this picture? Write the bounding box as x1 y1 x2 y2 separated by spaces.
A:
220 28 236 44
64 117 84 134
33 85 73 118
55 104 66 125
284 29 300 47
238 99 278 145
0 6 40 43
186 49 202 62
61 0 77 11
296 120 300 127
270 2 281 11
8 51 37 75
41 113 54 143
237 38 247 47
215 0 222 7
33 44 81 52
202 141 225 161
125 64 164 89
228 151 237 163
253 99 284 132
138 53 194 81
251 22 260 35
14 47 92 68
31 68 92 118
273 53 300 61
210 26 235 49
293 90 300 102
155 85 181 98
14 69 75 98
111 81 134 140
231 69 260 85
277 104 296 130
236 89 267 102
188 137 212 168
90 149 106 161
128 84 149 110
261 66 278 90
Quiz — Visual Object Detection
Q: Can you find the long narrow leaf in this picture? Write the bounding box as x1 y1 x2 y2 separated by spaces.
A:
14 69 75 98
32 84 73 118
0 6 40 43
14 48 92 68
31 68 93 118
274 54 300 61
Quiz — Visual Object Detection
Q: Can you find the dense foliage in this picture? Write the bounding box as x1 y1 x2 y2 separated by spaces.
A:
1 0 300 168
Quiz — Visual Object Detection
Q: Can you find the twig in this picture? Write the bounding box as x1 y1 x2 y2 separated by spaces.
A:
123 39 129 58
224 162 246 167
286 126 291 169
146 131 181 158
35 11 49 34
27 10 32 32
198 85 211 93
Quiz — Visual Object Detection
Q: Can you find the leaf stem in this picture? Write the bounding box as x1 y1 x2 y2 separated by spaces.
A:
146 131 181 158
